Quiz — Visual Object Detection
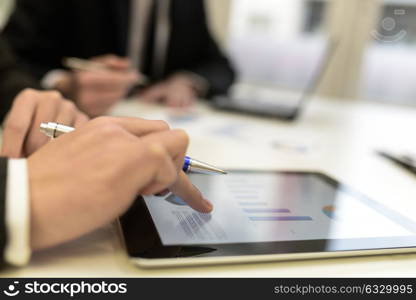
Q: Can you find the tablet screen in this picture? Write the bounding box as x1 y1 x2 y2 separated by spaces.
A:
143 172 416 246
120 171 416 261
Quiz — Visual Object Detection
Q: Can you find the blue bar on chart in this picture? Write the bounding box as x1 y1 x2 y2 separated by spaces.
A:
249 216 313 221
243 208 291 213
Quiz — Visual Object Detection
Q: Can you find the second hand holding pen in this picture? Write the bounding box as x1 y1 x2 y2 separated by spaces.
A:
40 122 227 175
62 57 149 86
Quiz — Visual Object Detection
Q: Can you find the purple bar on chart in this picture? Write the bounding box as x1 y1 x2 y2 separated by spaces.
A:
249 216 313 221
243 208 291 213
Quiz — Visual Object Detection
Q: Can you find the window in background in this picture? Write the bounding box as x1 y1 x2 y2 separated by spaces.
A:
0 0 14 30
360 0 416 106
227 0 328 90
304 0 327 34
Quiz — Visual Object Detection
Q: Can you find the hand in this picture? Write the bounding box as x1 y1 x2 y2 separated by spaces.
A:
139 74 198 107
58 55 140 117
27 116 212 250
1 89 89 158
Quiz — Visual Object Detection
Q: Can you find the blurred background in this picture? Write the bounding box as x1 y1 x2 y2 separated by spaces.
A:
2 0 416 106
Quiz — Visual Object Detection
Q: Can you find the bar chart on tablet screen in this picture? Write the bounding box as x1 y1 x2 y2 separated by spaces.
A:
228 175 313 222
144 172 413 245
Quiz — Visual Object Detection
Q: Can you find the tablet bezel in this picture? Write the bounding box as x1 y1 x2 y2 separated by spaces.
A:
118 171 416 268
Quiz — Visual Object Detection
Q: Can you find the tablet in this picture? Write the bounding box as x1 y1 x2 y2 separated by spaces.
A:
118 171 416 268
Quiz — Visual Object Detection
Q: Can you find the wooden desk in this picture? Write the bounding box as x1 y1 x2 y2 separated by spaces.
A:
3 96 416 277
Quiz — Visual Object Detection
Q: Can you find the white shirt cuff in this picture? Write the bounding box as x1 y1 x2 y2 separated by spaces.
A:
41 69 70 89
4 159 31 266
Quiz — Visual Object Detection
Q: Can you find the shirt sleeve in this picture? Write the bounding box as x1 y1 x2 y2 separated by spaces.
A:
4 159 31 266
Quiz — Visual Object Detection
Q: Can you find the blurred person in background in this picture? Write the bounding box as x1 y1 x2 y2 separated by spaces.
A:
0 38 39 122
4 0 236 117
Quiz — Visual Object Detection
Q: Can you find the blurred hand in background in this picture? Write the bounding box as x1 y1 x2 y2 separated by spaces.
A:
56 55 140 117
136 74 200 108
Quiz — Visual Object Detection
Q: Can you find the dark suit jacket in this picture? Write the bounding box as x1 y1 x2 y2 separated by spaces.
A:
4 0 236 97
0 38 39 122
0 158 8 267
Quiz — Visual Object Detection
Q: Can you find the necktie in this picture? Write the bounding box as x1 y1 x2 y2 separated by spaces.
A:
152 0 171 78
128 0 152 72
128 0 171 77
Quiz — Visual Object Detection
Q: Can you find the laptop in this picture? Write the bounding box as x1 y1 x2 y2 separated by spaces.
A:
212 39 338 121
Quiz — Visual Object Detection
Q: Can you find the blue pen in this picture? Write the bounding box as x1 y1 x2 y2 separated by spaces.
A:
182 156 226 174
40 122 227 175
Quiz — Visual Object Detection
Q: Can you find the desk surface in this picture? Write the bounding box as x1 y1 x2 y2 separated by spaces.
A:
3 96 416 277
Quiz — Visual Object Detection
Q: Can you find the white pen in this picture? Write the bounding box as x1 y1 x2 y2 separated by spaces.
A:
39 122 227 175
62 57 149 85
